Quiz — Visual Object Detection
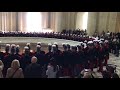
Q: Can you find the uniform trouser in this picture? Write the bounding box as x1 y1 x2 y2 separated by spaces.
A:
74 64 83 76
115 49 119 57
89 61 94 71
104 56 109 66
98 60 103 72
83 61 89 69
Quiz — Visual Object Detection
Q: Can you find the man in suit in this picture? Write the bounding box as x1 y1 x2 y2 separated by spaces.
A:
24 56 42 78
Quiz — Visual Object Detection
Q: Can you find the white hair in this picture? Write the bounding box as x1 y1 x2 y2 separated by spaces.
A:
11 59 20 69
31 56 37 63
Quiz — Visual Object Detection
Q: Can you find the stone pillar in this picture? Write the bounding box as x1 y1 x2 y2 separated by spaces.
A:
107 12 117 33
97 12 108 34
87 12 97 36
115 12 120 32
0 13 2 31
54 12 63 32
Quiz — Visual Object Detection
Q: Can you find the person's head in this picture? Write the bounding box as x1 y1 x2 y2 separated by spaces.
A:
11 44 16 54
5 44 10 53
111 73 119 78
52 44 57 52
71 46 77 52
26 43 31 50
62 43 67 51
48 43 52 52
16 45 20 54
54 42 58 50
37 42 41 46
31 56 37 63
11 59 20 69
67 44 70 51
49 58 57 72
36 45 41 52
24 46 30 55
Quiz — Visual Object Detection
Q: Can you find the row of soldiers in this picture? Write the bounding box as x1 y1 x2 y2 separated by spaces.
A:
0 39 109 77
61 29 87 35
0 31 93 42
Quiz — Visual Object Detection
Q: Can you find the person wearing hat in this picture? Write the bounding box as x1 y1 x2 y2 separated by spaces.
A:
87 41 95 71
26 43 31 51
45 43 53 63
97 42 105 72
94 41 100 68
21 46 32 72
3 44 10 57
61 43 67 66
104 41 110 66
77 45 84 72
52 44 62 67
70 46 78 77
3 44 21 77
15 45 21 57
34 45 46 67
37 42 41 46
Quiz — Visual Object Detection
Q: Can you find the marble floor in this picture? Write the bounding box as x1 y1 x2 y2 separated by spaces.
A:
0 37 120 78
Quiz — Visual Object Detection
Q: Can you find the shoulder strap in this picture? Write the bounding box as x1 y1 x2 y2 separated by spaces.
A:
10 68 19 78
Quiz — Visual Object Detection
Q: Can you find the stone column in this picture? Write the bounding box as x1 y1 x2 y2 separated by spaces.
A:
0 13 2 31
115 12 120 32
50 12 55 31
54 12 63 32
87 12 98 36
97 12 108 34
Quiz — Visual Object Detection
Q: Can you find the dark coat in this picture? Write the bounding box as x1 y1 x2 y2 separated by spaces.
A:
24 63 42 78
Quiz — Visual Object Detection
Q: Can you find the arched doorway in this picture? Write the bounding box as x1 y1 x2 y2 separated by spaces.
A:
26 12 42 32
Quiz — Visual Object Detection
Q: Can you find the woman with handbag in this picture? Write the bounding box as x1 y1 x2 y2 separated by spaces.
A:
0 60 4 78
6 59 24 78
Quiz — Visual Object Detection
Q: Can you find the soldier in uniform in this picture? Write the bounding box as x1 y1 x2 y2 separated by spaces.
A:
77 44 84 72
3 44 10 57
34 45 46 67
15 45 22 58
87 41 95 71
21 46 32 72
98 41 105 72
3 44 20 77
104 40 109 66
45 43 53 64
